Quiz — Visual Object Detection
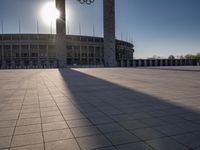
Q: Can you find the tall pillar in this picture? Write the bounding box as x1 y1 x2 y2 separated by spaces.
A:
180 59 183 66
144 60 147 67
80 46 82 66
165 59 168 66
133 60 136 67
56 0 66 68
47 45 49 67
87 46 89 65
93 46 96 65
2 44 5 69
160 59 163 66
155 59 158 66
103 0 117 67
11 45 14 68
149 60 152 66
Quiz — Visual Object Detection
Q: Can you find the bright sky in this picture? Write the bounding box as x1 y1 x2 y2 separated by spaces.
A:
0 0 200 58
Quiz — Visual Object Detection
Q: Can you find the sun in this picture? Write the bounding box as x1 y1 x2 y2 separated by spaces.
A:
41 2 60 26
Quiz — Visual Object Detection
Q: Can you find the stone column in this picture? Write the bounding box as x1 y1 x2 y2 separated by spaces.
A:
144 60 147 67
149 60 152 66
175 59 178 66
138 60 142 67
11 45 15 69
19 45 24 68
87 46 89 66
127 60 130 67
94 46 96 66
165 59 168 66
80 46 82 66
37 44 40 68
132 60 136 67
120 60 123 67
47 45 49 68
170 60 173 66
160 60 163 66
2 44 5 69
103 0 117 67
28 44 31 68
180 59 183 66
155 59 158 66
56 0 66 68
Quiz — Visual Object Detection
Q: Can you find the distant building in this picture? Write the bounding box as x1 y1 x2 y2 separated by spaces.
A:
0 34 134 68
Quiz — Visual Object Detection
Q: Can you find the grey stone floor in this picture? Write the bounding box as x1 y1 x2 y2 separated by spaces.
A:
145 66 200 72
0 68 200 150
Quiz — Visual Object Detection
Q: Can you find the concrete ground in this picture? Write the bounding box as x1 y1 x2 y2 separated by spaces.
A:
0 67 200 150
145 66 200 72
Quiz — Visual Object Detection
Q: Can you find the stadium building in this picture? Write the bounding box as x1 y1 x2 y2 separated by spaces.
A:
0 34 134 68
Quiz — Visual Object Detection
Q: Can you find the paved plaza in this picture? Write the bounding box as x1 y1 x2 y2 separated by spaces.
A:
0 67 200 150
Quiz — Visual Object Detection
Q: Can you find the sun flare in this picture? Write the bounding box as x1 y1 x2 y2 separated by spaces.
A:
41 2 60 26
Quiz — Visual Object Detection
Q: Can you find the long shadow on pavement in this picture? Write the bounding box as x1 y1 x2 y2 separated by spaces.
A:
55 69 200 150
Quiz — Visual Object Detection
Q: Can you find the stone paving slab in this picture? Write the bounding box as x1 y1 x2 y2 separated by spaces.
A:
0 68 200 150
145 66 200 72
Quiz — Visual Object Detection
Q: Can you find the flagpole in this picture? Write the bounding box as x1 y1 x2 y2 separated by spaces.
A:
1 20 3 34
19 18 21 34
67 21 69 34
131 35 133 44
79 23 81 35
37 19 39 34
50 21 53 34
93 24 95 37
18 18 22 67
36 19 39 66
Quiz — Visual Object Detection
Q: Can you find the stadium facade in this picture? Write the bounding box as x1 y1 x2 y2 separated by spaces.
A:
0 34 134 68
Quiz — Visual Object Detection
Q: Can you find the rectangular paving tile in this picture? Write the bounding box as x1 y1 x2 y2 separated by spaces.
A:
154 125 188 136
21 108 40 114
146 137 188 150
45 139 80 150
42 115 64 124
10 144 44 150
11 133 43 147
19 113 40 119
131 127 165 141
0 136 12 149
0 114 18 121
105 131 141 145
0 127 14 137
117 142 154 150
120 120 147 130
77 134 112 150
17 118 41 126
95 147 117 150
42 121 68 131
71 126 100 137
89 117 114 125
14 124 42 135
67 119 92 128
41 110 61 117
63 113 86 121
172 132 200 149
98 123 125 134
0 120 16 128
44 129 73 142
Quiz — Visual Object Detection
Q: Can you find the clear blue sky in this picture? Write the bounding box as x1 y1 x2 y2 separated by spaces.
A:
0 0 200 58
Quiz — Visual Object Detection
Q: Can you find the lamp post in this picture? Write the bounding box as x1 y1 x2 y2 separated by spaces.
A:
56 0 116 67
